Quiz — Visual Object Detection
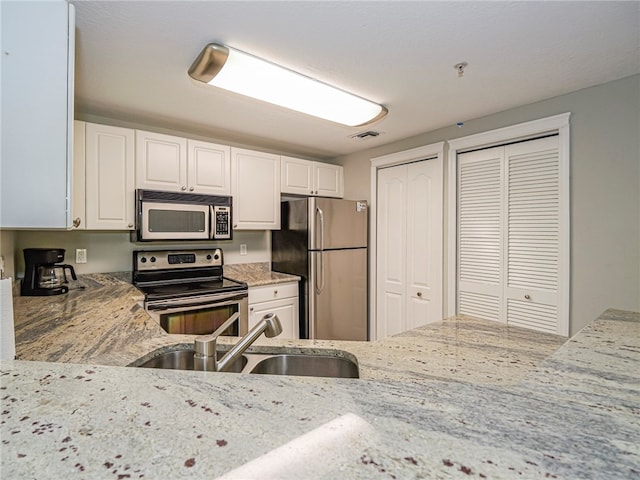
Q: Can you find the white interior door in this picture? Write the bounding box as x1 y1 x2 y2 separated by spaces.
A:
456 135 565 335
406 161 443 329
457 146 504 321
376 166 407 338
504 136 561 333
376 159 443 338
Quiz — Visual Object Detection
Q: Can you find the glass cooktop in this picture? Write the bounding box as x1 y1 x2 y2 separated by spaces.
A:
139 277 247 301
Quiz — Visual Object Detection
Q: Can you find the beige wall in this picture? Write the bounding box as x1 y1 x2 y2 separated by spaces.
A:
337 75 640 335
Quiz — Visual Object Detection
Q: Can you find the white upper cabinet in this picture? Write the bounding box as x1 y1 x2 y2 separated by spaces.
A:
0 1 75 228
84 123 135 230
187 140 231 195
231 148 281 230
135 130 188 192
315 162 344 198
136 130 231 195
281 156 344 198
281 156 313 195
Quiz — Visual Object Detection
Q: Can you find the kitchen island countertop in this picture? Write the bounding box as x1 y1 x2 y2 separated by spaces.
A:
2 273 639 478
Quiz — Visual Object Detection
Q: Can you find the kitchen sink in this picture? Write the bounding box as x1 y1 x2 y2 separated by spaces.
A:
249 354 359 378
135 349 247 373
131 347 359 379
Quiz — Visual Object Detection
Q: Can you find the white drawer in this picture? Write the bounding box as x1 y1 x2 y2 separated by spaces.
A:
249 281 298 304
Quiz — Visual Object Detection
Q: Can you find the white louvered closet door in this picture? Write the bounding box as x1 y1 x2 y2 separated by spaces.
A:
457 135 564 334
457 146 504 322
504 136 561 333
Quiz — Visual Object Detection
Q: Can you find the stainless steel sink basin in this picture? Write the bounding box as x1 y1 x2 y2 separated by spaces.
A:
132 347 359 378
249 354 359 378
136 349 246 373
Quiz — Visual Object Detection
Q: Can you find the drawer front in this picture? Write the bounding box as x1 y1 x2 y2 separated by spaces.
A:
249 281 298 304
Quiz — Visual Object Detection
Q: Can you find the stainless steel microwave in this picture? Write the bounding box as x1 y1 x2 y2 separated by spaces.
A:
135 189 232 241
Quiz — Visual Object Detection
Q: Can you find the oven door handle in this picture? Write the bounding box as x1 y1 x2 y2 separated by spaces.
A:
146 294 247 312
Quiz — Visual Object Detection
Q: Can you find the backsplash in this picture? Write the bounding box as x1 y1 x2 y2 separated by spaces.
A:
5 229 270 278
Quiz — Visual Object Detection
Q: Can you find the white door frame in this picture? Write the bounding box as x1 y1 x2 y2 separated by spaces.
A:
446 113 571 335
369 142 445 340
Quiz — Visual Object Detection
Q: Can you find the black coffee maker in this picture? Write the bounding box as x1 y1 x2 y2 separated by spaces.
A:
21 248 77 296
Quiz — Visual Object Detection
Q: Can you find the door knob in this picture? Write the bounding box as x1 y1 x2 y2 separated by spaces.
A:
417 291 422 297
524 294 531 300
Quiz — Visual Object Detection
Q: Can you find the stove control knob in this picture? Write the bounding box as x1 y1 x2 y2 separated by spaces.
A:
206 254 212 260
150 256 156 263
214 254 220 260
140 257 147 263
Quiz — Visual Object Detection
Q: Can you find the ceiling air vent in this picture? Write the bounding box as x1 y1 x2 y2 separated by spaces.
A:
350 130 383 141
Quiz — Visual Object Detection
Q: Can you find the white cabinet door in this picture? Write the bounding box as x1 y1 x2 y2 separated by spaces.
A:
249 282 299 340
281 157 344 198
1 1 74 228
315 163 344 198
136 130 187 192
187 140 231 195
249 298 299 340
71 121 87 230
376 159 443 338
85 123 135 230
231 148 281 230
281 156 314 196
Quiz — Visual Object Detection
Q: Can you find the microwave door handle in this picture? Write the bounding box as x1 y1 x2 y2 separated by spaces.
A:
209 205 215 239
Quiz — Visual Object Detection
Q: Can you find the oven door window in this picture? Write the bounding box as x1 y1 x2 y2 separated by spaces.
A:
159 303 239 335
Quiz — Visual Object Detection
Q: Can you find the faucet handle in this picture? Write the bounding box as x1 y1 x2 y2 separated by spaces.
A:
194 334 218 356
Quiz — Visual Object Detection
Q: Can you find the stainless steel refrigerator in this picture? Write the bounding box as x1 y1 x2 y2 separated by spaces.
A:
272 198 368 341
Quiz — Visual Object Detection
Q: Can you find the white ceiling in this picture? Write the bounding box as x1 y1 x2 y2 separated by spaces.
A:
71 1 640 159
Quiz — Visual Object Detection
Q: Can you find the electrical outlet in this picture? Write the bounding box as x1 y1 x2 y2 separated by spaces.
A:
76 249 87 264
240 244 247 256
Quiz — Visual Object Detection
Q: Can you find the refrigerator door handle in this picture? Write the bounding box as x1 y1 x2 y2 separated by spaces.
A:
315 251 325 295
316 206 325 251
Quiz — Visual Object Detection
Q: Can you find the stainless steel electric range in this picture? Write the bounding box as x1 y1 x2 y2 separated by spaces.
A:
132 248 248 336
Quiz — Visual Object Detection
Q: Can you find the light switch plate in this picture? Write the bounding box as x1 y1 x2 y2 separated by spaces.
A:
240 244 247 256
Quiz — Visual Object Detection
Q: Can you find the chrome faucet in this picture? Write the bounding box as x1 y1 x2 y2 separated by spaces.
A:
194 312 283 372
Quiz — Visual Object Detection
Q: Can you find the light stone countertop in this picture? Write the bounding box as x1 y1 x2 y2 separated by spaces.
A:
224 262 300 287
2 273 639 478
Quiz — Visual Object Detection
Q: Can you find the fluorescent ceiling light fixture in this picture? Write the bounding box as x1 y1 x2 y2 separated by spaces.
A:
188 43 388 127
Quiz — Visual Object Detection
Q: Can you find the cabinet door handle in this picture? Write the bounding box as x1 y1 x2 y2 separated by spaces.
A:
72 217 81 228
181 186 187 191
189 186 194 191
274 289 278 296
128 223 134 229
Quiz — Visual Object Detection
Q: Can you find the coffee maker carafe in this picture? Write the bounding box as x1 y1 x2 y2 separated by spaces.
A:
21 248 77 296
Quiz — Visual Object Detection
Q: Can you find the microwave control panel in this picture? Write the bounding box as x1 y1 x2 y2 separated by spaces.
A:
213 206 231 240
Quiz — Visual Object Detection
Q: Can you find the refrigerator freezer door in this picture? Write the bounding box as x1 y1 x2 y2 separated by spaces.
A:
309 248 368 341
309 198 368 250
